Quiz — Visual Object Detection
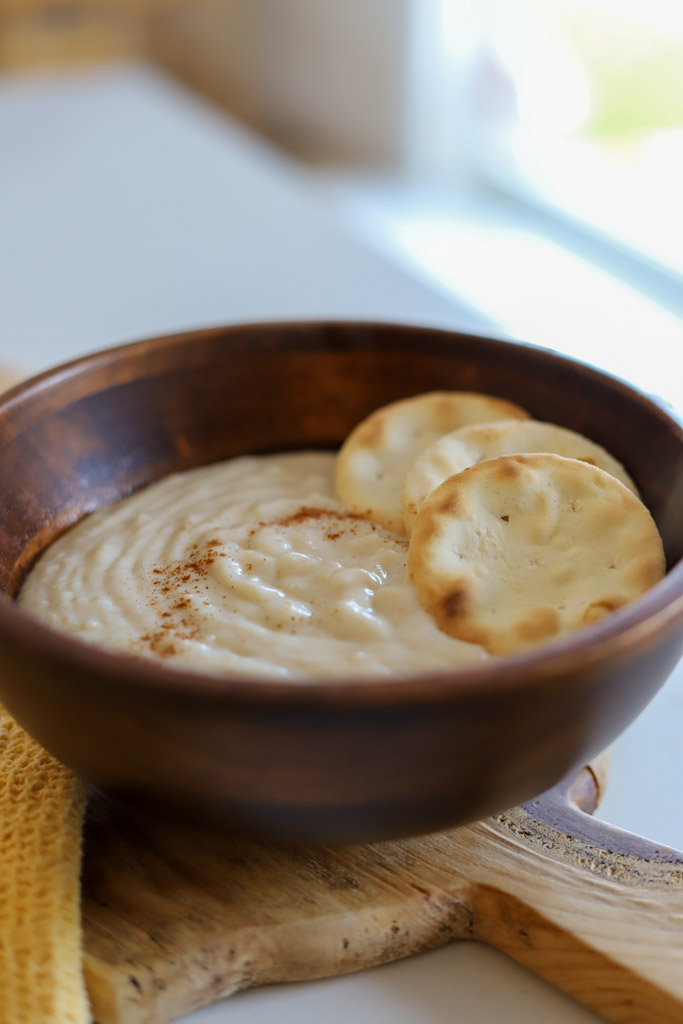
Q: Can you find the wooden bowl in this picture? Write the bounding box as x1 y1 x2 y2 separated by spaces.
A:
1 321 683 843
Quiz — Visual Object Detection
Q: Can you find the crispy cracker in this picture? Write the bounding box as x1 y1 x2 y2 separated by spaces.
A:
401 418 638 531
335 392 530 534
407 453 664 655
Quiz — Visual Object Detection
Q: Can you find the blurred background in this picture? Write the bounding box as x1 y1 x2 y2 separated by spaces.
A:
2 1 683 994
1 0 682 396
4 0 683 179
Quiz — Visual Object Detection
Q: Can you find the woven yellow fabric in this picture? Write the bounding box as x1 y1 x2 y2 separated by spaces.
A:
0 706 90 1024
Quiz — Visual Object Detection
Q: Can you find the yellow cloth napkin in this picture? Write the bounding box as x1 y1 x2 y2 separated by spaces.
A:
0 706 90 1024
0 369 90 1022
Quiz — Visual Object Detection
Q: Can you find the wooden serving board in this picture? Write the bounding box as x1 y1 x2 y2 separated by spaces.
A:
81 756 683 1024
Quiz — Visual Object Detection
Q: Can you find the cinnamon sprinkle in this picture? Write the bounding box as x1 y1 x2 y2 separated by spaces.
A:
138 508 402 658
138 537 223 658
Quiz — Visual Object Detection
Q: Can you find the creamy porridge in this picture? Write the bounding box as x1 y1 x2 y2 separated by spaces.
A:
19 452 489 679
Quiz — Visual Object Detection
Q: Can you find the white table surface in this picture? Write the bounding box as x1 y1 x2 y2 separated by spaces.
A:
1 62 681 1024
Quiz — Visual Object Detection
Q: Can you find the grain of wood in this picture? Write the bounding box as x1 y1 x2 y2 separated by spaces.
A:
81 767 683 1024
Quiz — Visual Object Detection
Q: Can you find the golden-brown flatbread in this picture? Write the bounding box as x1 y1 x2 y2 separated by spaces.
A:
408 453 664 655
335 392 530 534
401 418 638 531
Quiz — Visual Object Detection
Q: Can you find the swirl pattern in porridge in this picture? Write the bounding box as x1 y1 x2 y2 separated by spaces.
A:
19 452 488 679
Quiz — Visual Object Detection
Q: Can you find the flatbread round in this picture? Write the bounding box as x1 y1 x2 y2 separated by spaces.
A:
401 419 638 531
335 392 530 534
407 453 664 655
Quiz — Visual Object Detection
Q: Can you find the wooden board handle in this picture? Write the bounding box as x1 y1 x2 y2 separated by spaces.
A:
475 763 683 1022
82 760 683 1024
